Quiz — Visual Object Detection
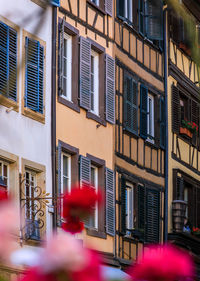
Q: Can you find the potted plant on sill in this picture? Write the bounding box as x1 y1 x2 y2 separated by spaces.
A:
192 227 200 238
180 120 198 138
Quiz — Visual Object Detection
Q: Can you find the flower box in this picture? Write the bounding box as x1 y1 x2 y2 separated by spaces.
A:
180 127 193 138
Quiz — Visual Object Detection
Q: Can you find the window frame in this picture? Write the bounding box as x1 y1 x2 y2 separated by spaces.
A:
61 152 71 194
90 165 98 229
90 49 99 116
62 33 72 102
125 182 135 234
147 93 155 143
0 160 9 189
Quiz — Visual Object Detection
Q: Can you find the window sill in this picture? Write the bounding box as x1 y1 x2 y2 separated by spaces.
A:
86 228 107 239
86 0 107 15
58 96 80 113
86 111 106 126
22 107 45 124
123 126 139 138
0 95 19 112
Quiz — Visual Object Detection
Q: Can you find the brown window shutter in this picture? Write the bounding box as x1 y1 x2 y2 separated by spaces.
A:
172 85 180 134
105 0 113 16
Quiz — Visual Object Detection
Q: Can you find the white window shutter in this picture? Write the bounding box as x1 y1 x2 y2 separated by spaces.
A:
79 37 91 110
105 55 115 124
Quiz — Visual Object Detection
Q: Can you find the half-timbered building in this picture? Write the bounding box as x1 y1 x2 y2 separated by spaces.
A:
167 0 200 278
113 0 165 266
56 0 117 269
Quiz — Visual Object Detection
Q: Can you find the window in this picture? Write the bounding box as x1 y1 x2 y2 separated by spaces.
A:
62 34 72 101
147 94 154 143
91 0 99 5
125 182 135 234
89 165 98 229
25 37 44 114
117 0 133 22
61 153 71 194
91 50 99 115
0 21 17 101
124 74 138 134
25 170 40 240
121 179 160 243
0 161 8 188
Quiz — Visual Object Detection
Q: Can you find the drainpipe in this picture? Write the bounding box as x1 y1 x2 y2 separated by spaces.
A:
51 5 57 229
163 6 168 243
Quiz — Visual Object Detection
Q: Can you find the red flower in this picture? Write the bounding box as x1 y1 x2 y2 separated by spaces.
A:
62 217 84 234
18 267 58 281
0 189 8 202
127 245 194 281
61 185 102 234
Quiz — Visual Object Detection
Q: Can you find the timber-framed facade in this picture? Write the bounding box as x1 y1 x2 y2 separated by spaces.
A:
113 0 165 266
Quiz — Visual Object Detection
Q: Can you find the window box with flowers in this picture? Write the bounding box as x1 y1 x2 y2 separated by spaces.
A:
180 120 198 138
192 227 200 239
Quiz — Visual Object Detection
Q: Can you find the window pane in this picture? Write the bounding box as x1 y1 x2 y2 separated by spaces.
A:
3 165 7 177
0 163 2 177
64 38 67 57
63 156 68 177
63 177 68 192
91 167 95 187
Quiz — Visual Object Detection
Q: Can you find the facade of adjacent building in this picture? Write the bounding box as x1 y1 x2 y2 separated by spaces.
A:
113 0 165 267
167 0 200 278
0 0 57 278
56 0 116 267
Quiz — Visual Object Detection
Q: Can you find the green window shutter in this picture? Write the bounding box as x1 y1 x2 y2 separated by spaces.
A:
196 187 200 228
25 37 44 114
124 75 138 134
172 85 180 134
121 177 126 234
160 97 165 149
106 168 115 236
145 0 163 41
145 188 160 243
140 84 148 139
117 0 125 18
58 19 64 96
138 184 145 240
0 22 17 101
139 0 145 35
79 37 91 110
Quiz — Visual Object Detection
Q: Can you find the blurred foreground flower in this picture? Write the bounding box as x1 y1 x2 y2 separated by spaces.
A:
62 185 102 234
127 245 194 281
0 191 19 263
19 231 103 281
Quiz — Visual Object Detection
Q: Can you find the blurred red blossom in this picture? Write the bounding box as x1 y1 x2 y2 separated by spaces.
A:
127 245 194 281
62 185 102 234
0 189 8 202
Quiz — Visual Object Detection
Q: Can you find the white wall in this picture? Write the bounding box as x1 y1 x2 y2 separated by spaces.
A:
0 0 53 237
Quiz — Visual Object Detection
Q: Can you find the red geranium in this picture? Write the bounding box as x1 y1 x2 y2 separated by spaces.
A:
61 185 102 234
127 245 194 281
0 189 8 202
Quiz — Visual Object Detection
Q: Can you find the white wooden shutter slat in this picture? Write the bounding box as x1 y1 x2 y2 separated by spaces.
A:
106 168 115 236
80 37 91 110
105 0 113 16
106 55 115 124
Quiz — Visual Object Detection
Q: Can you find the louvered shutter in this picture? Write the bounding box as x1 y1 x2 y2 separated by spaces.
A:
51 0 60 6
57 144 62 225
160 97 165 149
25 37 44 114
79 155 91 187
58 19 64 96
0 22 17 101
191 100 198 146
106 168 115 236
124 75 138 134
145 0 163 40
140 84 148 139
172 85 180 134
139 0 145 35
106 55 115 124
154 96 160 146
196 187 200 228
80 37 91 110
145 188 160 243
117 0 125 18
138 184 145 240
105 0 113 16
121 177 126 234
